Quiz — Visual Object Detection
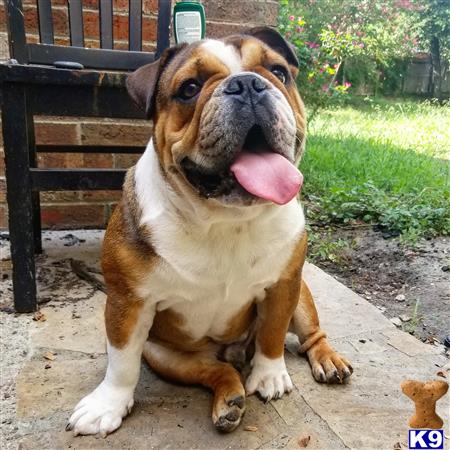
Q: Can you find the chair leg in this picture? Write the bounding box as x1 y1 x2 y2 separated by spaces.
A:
25 97 42 254
2 84 38 312
32 192 42 254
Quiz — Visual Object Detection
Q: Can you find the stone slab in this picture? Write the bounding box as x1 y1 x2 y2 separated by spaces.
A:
5 231 450 450
30 293 106 355
303 263 396 339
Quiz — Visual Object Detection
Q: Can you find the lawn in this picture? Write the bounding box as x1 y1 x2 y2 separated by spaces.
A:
300 98 450 241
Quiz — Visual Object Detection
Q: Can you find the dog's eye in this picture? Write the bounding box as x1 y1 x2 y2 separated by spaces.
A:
271 66 288 84
177 80 202 100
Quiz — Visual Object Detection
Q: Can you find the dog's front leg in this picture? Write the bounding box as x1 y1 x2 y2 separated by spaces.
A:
291 280 353 383
67 294 155 437
245 273 300 402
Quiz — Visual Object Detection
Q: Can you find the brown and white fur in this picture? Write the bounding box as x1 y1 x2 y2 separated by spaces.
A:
67 27 352 437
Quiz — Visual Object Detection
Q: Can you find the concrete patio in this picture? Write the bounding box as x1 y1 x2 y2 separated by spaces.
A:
1 230 449 450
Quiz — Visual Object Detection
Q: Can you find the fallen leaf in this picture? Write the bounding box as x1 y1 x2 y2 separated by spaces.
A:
244 425 258 432
43 351 56 361
33 311 46 322
298 434 311 447
44 363 52 369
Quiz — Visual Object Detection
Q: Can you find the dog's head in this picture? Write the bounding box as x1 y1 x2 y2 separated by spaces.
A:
127 27 306 207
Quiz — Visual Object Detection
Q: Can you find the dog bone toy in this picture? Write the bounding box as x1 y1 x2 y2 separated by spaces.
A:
401 379 448 429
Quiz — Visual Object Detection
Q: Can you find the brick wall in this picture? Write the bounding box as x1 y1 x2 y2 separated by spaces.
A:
0 0 279 229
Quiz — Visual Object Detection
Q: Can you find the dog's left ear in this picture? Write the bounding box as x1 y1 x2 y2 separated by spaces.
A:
246 26 298 68
126 44 187 119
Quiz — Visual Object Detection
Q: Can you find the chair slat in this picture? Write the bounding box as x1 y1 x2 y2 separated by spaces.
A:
27 44 155 71
68 0 85 47
5 0 28 62
30 168 127 190
156 0 171 58
27 83 146 119
36 145 145 154
37 0 54 44
129 0 142 51
100 0 114 50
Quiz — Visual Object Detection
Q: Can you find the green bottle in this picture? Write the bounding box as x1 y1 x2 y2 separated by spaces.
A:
173 1 206 44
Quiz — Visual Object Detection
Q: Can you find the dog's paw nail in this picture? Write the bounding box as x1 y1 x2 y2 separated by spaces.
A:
227 395 245 409
65 423 72 431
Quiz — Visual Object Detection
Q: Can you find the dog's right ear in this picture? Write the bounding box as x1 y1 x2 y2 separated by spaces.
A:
126 44 187 119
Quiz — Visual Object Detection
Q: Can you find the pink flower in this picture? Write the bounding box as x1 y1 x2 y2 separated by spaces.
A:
343 82 352 88
296 26 304 33
306 41 320 49
359 43 364 48
289 15 295 21
321 84 328 92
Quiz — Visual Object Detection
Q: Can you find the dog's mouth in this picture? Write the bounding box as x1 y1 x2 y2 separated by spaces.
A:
181 125 303 205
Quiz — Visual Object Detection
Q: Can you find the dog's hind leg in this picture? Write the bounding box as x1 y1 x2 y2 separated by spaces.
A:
290 279 353 383
143 339 245 433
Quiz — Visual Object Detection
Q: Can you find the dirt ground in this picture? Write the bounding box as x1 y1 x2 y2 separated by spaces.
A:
310 227 450 344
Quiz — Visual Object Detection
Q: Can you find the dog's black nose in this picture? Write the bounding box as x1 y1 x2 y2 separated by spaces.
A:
223 74 268 100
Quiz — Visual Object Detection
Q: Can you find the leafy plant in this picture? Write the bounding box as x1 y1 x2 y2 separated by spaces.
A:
307 228 354 263
301 99 450 241
277 0 437 104
402 299 423 335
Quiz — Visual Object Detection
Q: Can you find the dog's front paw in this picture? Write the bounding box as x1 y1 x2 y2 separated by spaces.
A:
307 338 353 384
245 353 293 402
67 381 134 437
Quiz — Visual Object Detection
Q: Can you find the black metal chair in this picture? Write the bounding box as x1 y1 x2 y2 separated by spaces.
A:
0 0 171 312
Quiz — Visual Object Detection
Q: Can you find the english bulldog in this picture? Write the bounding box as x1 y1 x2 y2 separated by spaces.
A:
67 27 352 437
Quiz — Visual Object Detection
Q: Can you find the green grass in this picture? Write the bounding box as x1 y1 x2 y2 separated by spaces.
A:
300 98 450 240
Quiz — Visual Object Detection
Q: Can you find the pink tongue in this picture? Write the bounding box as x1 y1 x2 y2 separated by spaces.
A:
230 152 303 205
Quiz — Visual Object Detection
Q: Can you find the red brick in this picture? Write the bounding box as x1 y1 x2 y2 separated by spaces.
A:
81 11 157 42
35 121 79 146
20 5 69 36
206 21 251 39
83 154 114 168
0 205 8 229
0 6 5 33
143 0 158 15
142 42 157 52
41 204 106 229
81 190 122 202
37 153 84 169
142 16 157 41
0 178 6 203
114 154 140 169
203 1 278 26
80 122 152 146
40 191 80 202
113 0 158 14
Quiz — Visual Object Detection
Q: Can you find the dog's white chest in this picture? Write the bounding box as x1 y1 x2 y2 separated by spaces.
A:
137 201 305 341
